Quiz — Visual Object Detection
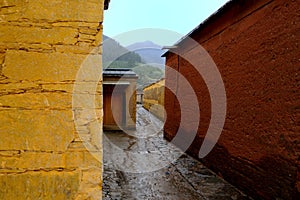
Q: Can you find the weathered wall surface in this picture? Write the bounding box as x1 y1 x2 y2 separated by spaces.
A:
143 79 165 120
0 0 104 199
126 79 137 129
103 76 137 130
164 0 299 199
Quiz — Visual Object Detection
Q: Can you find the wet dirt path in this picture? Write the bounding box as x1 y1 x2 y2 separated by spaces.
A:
103 105 250 200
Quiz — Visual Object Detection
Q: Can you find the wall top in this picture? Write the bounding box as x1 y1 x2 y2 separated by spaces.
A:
104 0 111 10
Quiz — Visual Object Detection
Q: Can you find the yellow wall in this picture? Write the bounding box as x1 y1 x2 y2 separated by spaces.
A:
0 0 104 199
143 79 165 120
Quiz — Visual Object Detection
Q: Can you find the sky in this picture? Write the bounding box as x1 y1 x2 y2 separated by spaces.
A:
103 0 230 46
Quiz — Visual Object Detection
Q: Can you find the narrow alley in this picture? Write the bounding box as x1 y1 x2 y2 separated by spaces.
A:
103 105 250 200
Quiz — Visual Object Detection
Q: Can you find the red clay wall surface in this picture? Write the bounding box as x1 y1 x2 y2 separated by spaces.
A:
164 0 299 199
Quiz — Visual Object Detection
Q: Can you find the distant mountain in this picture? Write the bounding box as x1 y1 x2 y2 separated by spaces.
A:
102 35 142 68
103 35 127 63
127 41 166 69
102 36 165 89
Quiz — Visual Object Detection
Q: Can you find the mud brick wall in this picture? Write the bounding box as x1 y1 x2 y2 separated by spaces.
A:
0 0 105 199
143 79 165 121
103 76 137 130
164 0 299 199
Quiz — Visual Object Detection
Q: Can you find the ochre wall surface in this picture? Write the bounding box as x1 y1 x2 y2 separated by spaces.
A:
143 79 165 120
164 0 299 199
126 79 137 129
0 0 104 199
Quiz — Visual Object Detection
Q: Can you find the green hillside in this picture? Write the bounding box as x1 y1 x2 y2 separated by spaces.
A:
132 64 164 90
103 35 164 89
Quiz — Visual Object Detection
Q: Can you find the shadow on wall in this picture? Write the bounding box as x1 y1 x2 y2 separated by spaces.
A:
165 132 299 199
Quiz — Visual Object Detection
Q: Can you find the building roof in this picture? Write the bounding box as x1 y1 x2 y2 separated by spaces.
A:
103 81 130 85
162 0 235 57
103 68 138 78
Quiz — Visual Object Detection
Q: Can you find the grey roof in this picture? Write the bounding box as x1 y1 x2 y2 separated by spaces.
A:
103 68 138 78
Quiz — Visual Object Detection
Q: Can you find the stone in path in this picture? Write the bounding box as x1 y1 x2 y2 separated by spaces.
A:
103 106 250 200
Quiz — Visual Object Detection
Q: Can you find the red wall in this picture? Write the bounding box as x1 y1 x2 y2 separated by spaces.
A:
164 0 299 199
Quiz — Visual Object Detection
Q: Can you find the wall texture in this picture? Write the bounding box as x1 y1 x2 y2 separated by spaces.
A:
103 76 137 130
164 0 299 199
143 79 165 120
0 0 104 199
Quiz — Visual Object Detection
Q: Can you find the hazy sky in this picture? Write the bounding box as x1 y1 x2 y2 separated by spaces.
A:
103 0 230 46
